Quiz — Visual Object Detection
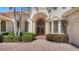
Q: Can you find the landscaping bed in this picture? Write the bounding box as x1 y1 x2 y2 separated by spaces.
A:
46 34 69 43
0 32 37 42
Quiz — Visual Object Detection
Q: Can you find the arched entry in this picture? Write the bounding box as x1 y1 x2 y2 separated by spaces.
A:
36 19 45 35
32 12 48 35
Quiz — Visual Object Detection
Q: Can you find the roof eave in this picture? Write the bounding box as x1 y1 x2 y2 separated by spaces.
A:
62 8 79 17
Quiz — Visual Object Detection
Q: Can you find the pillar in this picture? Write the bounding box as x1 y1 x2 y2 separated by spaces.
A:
45 20 50 34
32 21 36 33
58 20 61 34
51 21 54 34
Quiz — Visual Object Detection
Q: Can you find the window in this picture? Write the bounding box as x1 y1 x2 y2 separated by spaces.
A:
1 20 6 32
50 22 52 33
17 21 19 28
61 20 66 34
53 20 58 33
25 21 28 32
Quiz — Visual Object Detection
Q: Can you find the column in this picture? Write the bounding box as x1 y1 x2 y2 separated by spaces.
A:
45 20 50 34
32 21 36 33
28 19 32 32
51 21 54 34
58 20 61 34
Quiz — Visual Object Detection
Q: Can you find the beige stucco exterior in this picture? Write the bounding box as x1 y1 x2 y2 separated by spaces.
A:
63 8 79 47
1 7 79 47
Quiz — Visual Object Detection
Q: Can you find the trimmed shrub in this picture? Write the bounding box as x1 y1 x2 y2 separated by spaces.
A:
1 32 14 42
21 32 37 41
46 34 69 43
1 32 36 42
13 35 20 42
3 35 14 42
23 32 36 37
3 35 20 42
21 35 33 42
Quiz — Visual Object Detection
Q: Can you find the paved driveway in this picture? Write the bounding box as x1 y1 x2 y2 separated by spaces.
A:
0 39 79 51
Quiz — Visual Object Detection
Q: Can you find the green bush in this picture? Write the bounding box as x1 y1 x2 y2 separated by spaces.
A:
23 32 36 37
1 32 36 42
46 34 69 43
3 35 21 42
1 32 14 42
13 35 20 42
3 35 14 42
21 35 33 42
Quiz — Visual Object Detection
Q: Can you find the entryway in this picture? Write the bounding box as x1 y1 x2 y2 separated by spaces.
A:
36 19 45 35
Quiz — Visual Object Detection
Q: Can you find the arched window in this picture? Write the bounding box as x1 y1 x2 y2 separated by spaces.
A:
17 21 19 29
53 20 58 33
61 20 67 34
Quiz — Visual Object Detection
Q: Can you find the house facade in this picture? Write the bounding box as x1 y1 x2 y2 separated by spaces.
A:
0 7 72 35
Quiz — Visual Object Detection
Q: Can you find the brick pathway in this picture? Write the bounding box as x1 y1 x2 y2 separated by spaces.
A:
35 35 46 40
0 35 79 51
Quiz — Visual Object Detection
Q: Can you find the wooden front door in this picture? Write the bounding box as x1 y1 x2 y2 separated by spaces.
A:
36 19 45 35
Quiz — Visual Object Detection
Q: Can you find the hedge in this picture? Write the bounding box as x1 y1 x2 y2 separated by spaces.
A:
0 32 36 42
3 35 20 42
3 35 14 42
22 32 37 37
21 35 33 42
46 34 69 43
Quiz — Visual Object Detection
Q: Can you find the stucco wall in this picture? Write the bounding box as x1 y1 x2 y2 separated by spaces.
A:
51 8 71 19
67 11 79 47
6 20 14 32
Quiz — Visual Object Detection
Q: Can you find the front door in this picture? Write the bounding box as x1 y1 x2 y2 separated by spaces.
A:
36 19 45 35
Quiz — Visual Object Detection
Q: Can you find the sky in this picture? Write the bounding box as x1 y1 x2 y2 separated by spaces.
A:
0 7 31 12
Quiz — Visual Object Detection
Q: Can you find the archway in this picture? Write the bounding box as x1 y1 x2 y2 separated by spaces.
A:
32 12 48 35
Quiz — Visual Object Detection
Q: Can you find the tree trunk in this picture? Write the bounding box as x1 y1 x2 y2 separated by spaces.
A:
13 8 17 35
18 8 22 35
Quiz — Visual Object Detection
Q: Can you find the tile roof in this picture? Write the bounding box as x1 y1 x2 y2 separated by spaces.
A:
0 12 30 21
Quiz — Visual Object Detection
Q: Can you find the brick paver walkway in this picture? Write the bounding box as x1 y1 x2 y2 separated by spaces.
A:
0 35 79 51
35 35 46 40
